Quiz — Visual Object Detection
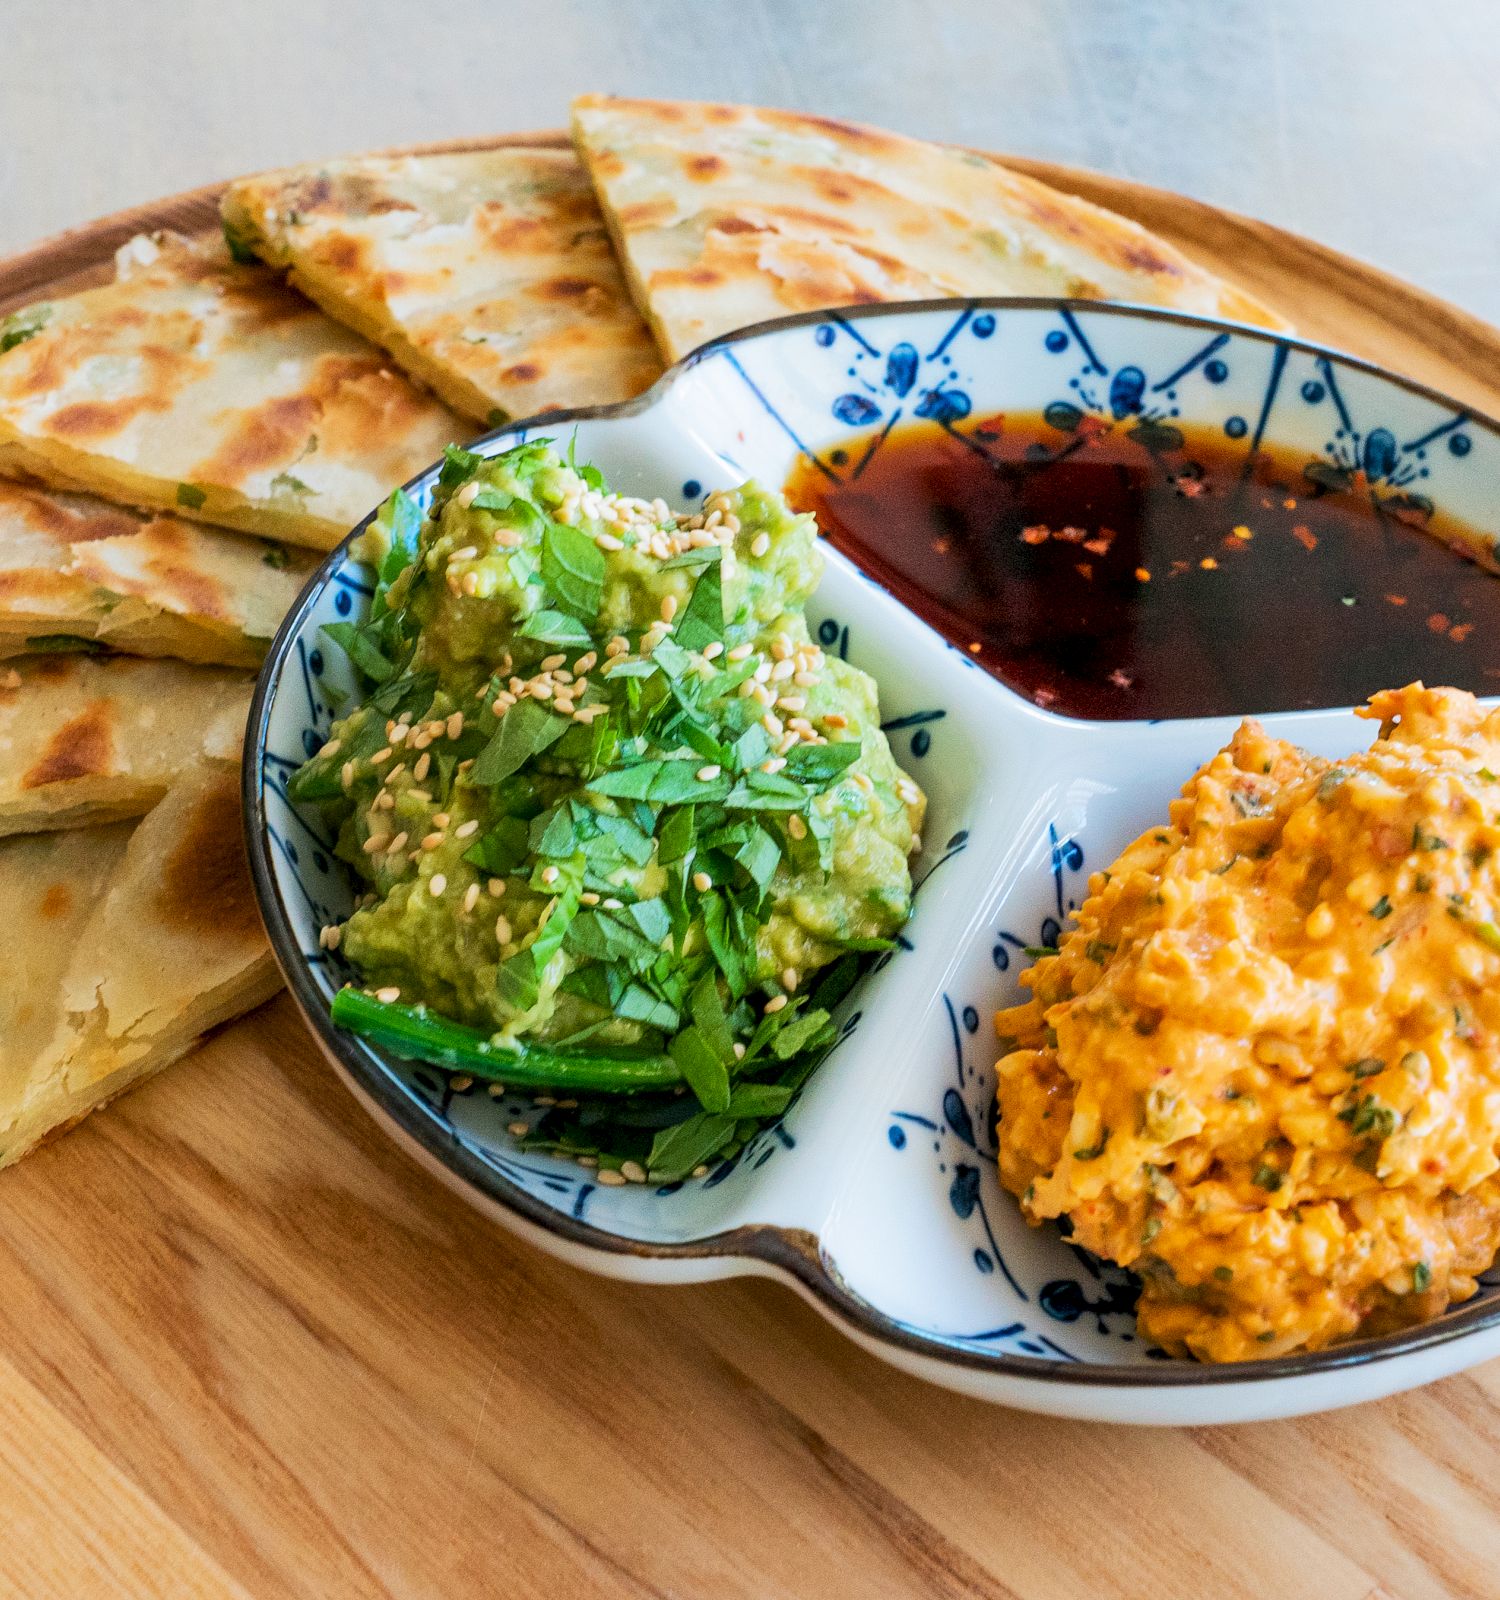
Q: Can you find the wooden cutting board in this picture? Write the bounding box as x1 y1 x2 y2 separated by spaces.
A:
2 137 1498 1600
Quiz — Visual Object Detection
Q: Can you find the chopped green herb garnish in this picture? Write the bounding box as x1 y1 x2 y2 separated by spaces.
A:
1411 1261 1432 1293
293 439 921 1179
0 303 50 353
1370 895 1392 920
1073 1129 1111 1161
176 482 207 510
1252 1163 1283 1192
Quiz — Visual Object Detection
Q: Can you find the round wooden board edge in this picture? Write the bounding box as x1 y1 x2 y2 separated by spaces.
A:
1 126 1497 418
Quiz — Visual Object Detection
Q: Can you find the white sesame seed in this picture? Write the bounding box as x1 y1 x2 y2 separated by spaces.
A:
733 1042 746 1060
602 897 623 910
455 482 479 508
596 532 624 551
772 633 793 661
371 746 392 764
318 737 343 758
761 757 787 774
541 865 559 885
752 684 774 707
750 531 771 558
824 712 848 729
787 814 807 840
580 891 601 906
606 635 630 657
461 571 480 596
446 711 464 739
412 730 432 751
575 652 598 674
488 1082 506 1098
318 923 342 949
508 1120 529 1137
771 658 795 682
362 834 390 854
762 713 784 738
597 1168 628 1187
852 772 874 793
495 915 513 943
554 695 576 715
727 643 754 661
754 661 772 682
387 831 408 853
702 641 724 660
540 653 567 671
451 545 478 562
429 874 447 897
413 752 431 782
530 679 553 700
794 670 817 687
621 1159 648 1184
421 831 444 851
462 883 480 913
375 986 402 1003
692 870 712 891
764 994 789 1014
573 704 607 723
340 761 354 790
450 1073 474 1092
777 695 807 712
494 528 522 549
488 878 505 897
696 764 722 782
660 594 678 623
781 967 799 992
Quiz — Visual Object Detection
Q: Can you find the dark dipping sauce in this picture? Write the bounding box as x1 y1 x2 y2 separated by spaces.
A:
785 413 1500 721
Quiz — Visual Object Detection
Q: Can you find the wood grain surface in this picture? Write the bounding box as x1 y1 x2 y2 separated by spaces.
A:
2 144 1499 1600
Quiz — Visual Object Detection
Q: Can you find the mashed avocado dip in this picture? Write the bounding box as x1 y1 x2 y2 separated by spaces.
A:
291 440 925 1181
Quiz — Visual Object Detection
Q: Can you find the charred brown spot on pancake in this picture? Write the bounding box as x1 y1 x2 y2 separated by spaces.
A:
764 110 896 152
705 105 739 124
39 882 71 920
118 523 232 622
617 199 677 230
0 569 90 603
650 266 724 292
762 204 860 236
188 393 320 487
44 397 157 442
712 216 762 236
311 356 446 460
22 699 116 789
34 657 74 683
294 175 335 212
475 207 550 252
589 149 626 180
1116 241 1180 277
684 154 726 181
501 362 542 385
311 233 368 278
155 770 260 940
801 167 895 207
367 196 419 216
532 276 598 302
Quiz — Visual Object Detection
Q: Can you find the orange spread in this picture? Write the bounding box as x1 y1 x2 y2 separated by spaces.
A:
995 684 1500 1361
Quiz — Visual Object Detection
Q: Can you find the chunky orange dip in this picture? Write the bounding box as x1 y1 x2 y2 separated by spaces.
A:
995 684 1500 1362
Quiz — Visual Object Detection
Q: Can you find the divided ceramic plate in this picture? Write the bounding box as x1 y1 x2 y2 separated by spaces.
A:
247 299 1500 1424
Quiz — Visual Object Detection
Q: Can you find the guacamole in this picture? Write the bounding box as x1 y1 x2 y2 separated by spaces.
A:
291 440 924 1180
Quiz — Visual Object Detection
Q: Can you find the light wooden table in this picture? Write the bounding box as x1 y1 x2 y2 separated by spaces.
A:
4 6 1500 1597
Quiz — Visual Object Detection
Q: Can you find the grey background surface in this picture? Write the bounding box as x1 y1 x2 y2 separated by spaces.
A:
2 0 1497 321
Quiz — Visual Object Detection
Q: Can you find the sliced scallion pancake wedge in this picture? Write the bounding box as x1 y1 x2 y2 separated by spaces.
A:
0 231 465 550
572 95 1290 362
221 148 662 425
